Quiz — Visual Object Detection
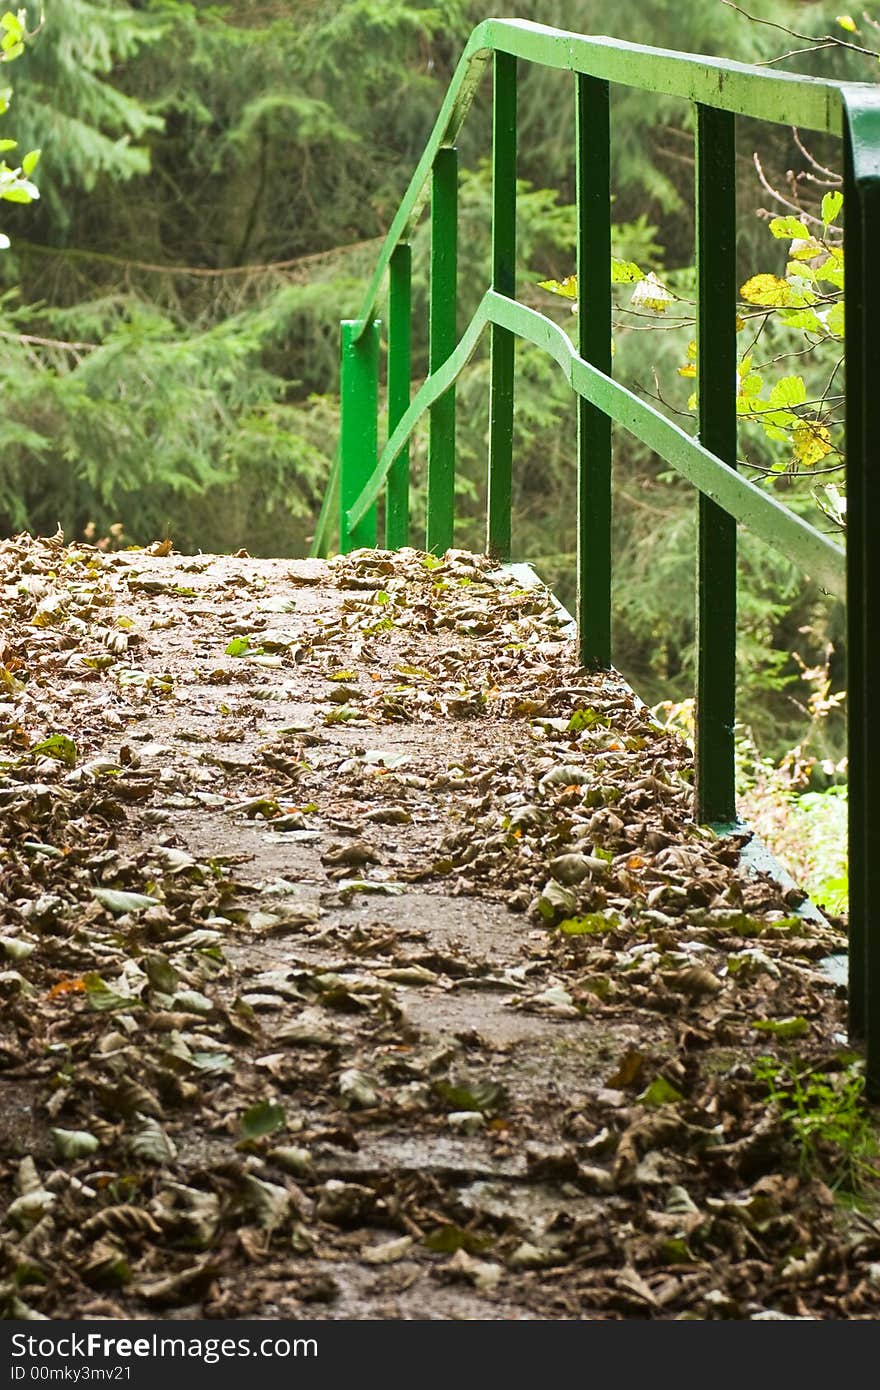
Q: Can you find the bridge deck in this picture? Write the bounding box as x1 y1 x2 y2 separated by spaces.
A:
1 534 867 1320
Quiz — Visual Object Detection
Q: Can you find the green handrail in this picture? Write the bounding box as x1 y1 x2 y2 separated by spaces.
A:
345 289 844 594
311 17 880 1092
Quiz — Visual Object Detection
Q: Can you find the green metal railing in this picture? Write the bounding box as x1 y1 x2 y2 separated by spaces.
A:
310 18 880 1091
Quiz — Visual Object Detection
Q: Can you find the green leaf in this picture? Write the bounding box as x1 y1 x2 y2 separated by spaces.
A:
610 257 644 284
424 1225 493 1254
432 1079 506 1114
324 705 359 724
817 251 844 289
20 148 39 176
1 12 23 41
751 1015 810 1038
228 796 280 819
1 183 34 203
240 1100 286 1139
243 1174 289 1231
659 1237 692 1264
638 1076 684 1107
836 14 857 32
171 989 214 1015
82 972 141 1013
821 191 843 226
191 1051 234 1073
558 913 617 935
736 371 763 402
337 878 405 896
31 734 77 767
767 375 807 410
0 935 34 961
567 708 609 733
93 888 161 915
537 274 577 299
826 301 846 338
144 953 178 994
225 636 250 657
0 138 16 151
778 307 825 333
52 1128 99 1159
768 216 810 240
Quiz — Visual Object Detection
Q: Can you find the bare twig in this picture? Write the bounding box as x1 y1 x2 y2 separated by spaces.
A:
753 153 827 230
13 237 384 280
755 43 840 68
635 368 697 420
720 0 880 59
792 130 842 185
0 329 97 351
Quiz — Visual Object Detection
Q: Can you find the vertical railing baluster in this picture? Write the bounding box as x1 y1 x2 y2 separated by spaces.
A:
339 319 380 553
386 243 412 549
695 105 737 825
487 51 517 561
427 146 458 553
844 116 866 1046
576 74 612 668
843 90 880 1093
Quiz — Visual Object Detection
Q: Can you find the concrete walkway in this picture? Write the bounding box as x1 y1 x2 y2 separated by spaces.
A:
0 536 865 1320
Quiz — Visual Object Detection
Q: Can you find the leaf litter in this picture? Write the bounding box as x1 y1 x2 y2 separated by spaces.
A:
0 532 877 1320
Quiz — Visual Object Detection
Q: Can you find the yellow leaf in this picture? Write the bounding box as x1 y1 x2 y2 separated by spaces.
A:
793 420 832 467
677 363 696 378
740 274 793 307
836 14 857 32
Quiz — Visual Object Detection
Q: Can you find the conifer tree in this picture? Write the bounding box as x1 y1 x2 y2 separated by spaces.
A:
8 0 160 228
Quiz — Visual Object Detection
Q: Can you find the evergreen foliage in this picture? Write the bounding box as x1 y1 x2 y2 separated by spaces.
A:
0 0 862 770
11 0 161 212
0 6 40 250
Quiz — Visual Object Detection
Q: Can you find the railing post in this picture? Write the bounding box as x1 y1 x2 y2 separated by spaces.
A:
386 244 412 549
843 89 880 1094
694 105 737 825
575 73 612 668
427 146 458 554
339 319 379 553
487 51 517 562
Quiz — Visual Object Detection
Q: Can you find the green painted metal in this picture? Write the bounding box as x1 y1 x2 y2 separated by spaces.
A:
475 21 845 133
345 290 844 596
486 51 517 562
310 445 339 559
843 88 880 1090
695 105 737 826
426 147 458 553
386 243 412 549
844 115 865 1044
325 19 880 1087
348 20 868 342
339 320 380 552
576 73 612 670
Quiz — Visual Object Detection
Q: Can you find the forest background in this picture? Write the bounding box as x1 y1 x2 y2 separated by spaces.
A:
0 0 871 910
